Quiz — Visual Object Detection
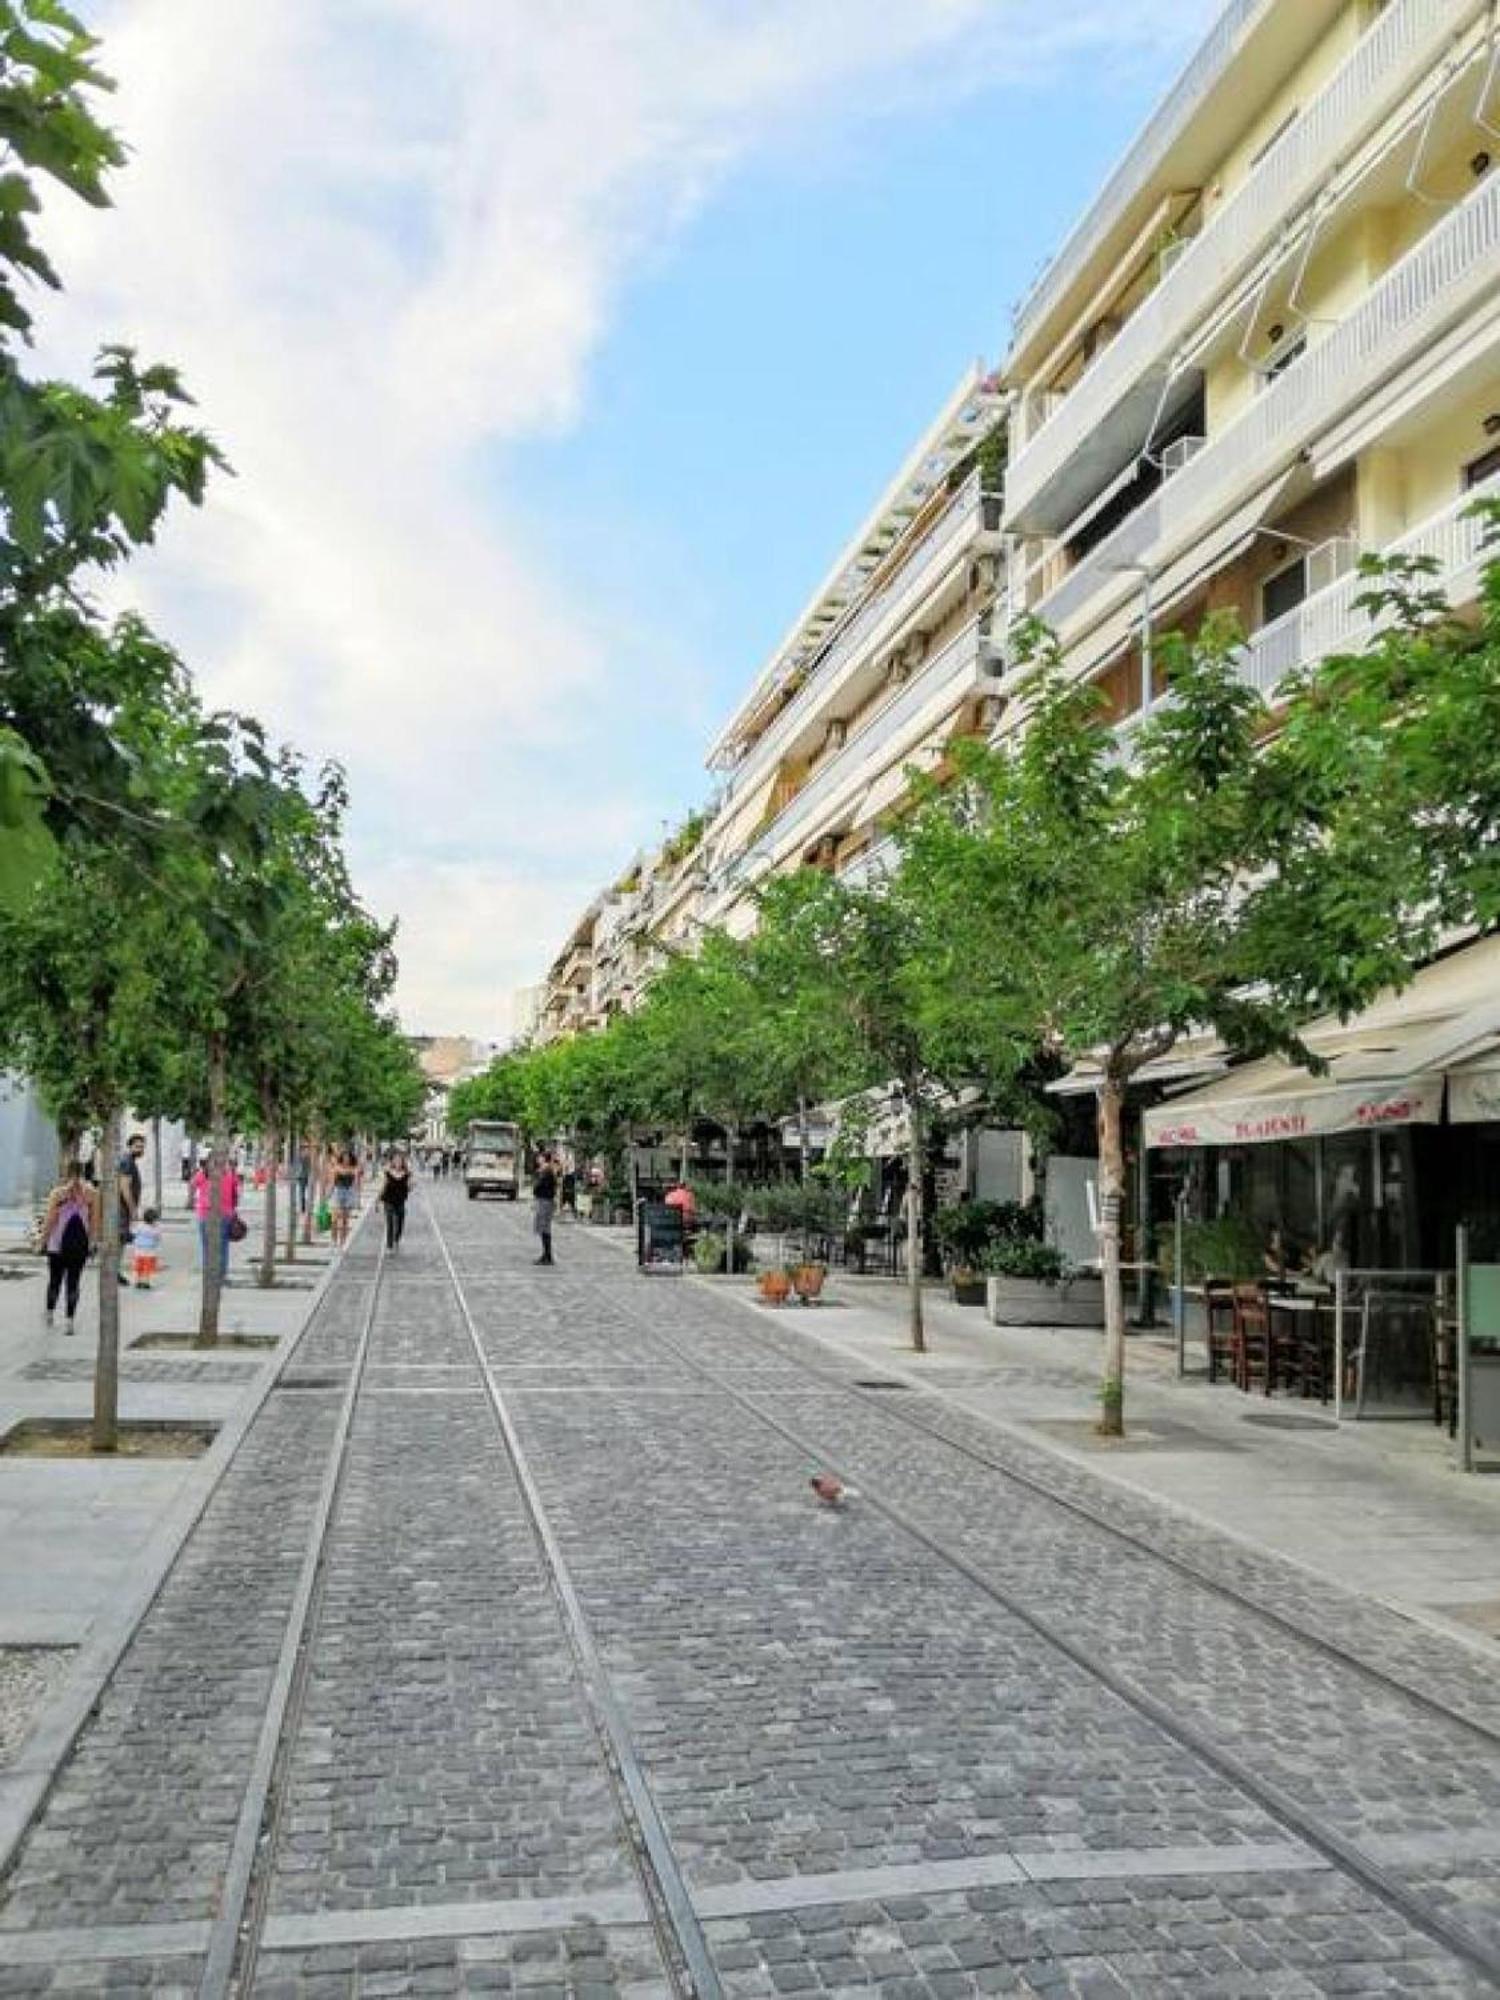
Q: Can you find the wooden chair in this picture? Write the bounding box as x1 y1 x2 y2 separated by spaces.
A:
1233 1283 1273 1395
1205 1279 1238 1384
1296 1302 1334 1404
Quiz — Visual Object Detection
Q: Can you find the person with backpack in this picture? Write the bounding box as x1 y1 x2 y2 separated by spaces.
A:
41 1162 98 1334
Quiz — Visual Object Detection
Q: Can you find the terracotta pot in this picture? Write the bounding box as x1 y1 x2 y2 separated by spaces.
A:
792 1263 826 1303
759 1270 792 1306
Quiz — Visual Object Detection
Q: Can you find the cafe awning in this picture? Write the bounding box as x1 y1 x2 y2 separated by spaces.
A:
1143 939 1500 1149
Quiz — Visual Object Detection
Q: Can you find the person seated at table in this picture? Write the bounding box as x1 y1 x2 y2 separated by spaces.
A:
664 1179 696 1227
1307 1227 1351 1286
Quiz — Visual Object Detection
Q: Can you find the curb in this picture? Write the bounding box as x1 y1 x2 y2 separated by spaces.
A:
0 1208 374 1885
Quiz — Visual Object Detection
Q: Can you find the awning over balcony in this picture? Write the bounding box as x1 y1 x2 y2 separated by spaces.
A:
1143 938 1500 1148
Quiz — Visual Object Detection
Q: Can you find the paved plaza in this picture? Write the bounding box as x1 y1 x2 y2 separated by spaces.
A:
1 1191 1499 1995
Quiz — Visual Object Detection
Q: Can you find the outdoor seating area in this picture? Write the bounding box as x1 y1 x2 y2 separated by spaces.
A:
1189 1268 1451 1423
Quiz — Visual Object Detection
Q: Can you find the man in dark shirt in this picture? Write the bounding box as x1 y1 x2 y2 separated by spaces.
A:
117 1133 146 1287
532 1153 558 1266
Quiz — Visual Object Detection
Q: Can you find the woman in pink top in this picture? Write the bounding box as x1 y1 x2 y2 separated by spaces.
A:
191 1155 241 1280
40 1162 97 1333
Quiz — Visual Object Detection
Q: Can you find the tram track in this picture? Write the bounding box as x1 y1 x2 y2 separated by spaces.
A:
655 1278 1500 1757
434 1217 1500 1991
199 1201 719 2000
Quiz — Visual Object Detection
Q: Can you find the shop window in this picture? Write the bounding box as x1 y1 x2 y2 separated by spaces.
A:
1261 557 1309 625
1463 444 1500 491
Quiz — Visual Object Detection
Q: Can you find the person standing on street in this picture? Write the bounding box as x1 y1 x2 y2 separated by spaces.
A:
379 1149 411 1251
532 1152 558 1266
41 1162 97 1333
191 1154 242 1281
327 1146 359 1249
117 1132 146 1287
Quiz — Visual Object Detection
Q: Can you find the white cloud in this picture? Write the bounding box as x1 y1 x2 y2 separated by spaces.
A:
36 0 1218 1032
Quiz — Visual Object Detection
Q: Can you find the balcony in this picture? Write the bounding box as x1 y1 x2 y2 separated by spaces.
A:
1115 471 1500 758
1035 170 1500 639
733 620 1000 883
837 834 901 888
1010 0 1270 352
1008 0 1465 535
722 474 1002 802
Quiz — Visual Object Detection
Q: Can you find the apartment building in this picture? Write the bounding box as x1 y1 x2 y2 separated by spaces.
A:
699 366 1008 931
1001 0 1500 734
535 902 602 1045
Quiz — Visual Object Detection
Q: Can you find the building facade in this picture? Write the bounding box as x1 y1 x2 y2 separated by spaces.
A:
1000 0 1500 739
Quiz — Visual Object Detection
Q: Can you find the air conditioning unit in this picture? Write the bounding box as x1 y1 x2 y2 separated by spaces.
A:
1160 435 1205 479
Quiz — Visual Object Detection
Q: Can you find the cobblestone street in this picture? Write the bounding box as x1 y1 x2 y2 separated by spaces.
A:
3 1190 1500 1997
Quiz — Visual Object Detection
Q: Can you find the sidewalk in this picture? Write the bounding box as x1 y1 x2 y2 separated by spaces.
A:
0 1190 337 1657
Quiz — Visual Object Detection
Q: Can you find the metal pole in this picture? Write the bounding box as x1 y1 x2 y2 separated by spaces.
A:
1140 572 1155 708
1334 1268 1346 1424
1457 1225 1472 1475
1173 1189 1187 1378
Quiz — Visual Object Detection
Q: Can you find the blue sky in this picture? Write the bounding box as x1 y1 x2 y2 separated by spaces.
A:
45 0 1222 1032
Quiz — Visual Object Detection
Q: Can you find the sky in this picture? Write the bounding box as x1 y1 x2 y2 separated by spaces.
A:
38 0 1223 1036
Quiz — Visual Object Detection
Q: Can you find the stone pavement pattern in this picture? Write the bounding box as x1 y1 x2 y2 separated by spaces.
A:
0 1191 1496 1993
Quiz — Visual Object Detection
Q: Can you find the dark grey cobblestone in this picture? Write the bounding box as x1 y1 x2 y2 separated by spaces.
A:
256 1921 669 1995
0 1958 202 1996
2 1195 1494 1999
703 1875 1488 1996
264 1214 638 1914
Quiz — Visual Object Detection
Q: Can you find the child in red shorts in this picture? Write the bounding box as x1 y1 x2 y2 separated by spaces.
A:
132 1207 162 1289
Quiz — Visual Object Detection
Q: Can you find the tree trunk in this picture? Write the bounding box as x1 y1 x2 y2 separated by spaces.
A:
259 1080 279 1288
284 1125 299 1264
151 1114 164 1215
1097 1070 1127 1437
797 1095 811 1185
905 1087 926 1356
679 1127 691 1183
196 1033 229 1347
303 1119 321 1245
724 1122 737 1189
91 1104 123 1453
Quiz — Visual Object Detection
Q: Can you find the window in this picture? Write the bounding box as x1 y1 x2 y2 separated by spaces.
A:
1463 444 1500 490
1261 557 1308 625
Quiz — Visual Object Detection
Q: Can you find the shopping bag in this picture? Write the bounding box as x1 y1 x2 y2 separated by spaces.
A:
315 1200 333 1233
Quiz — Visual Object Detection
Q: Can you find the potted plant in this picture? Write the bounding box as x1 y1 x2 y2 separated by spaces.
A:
1159 1215 1263 1337
791 1260 826 1305
948 1266 988 1307
758 1266 792 1307
984 1237 1103 1328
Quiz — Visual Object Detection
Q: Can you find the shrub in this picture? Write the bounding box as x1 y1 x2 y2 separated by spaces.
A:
1160 1215 1264 1285
982 1237 1071 1283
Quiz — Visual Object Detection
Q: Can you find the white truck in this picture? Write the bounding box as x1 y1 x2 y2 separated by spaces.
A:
464 1120 521 1200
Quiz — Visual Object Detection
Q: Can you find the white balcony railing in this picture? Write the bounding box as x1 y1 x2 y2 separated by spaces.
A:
722 474 1000 799
734 620 996 879
1113 472 1500 761
1010 0 1269 350
1241 472 1500 696
1007 0 1465 530
1037 171 1500 636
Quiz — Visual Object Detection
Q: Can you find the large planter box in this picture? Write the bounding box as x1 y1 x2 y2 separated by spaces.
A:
950 1278 988 1307
986 1273 1104 1328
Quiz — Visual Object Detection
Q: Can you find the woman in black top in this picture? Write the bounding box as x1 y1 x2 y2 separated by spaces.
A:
379 1150 411 1251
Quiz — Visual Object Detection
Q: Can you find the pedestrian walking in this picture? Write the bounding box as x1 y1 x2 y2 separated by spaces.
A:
131 1207 162 1289
191 1154 242 1281
296 1145 312 1216
532 1152 558 1266
327 1146 360 1249
40 1162 97 1334
117 1131 146 1288
379 1149 411 1252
